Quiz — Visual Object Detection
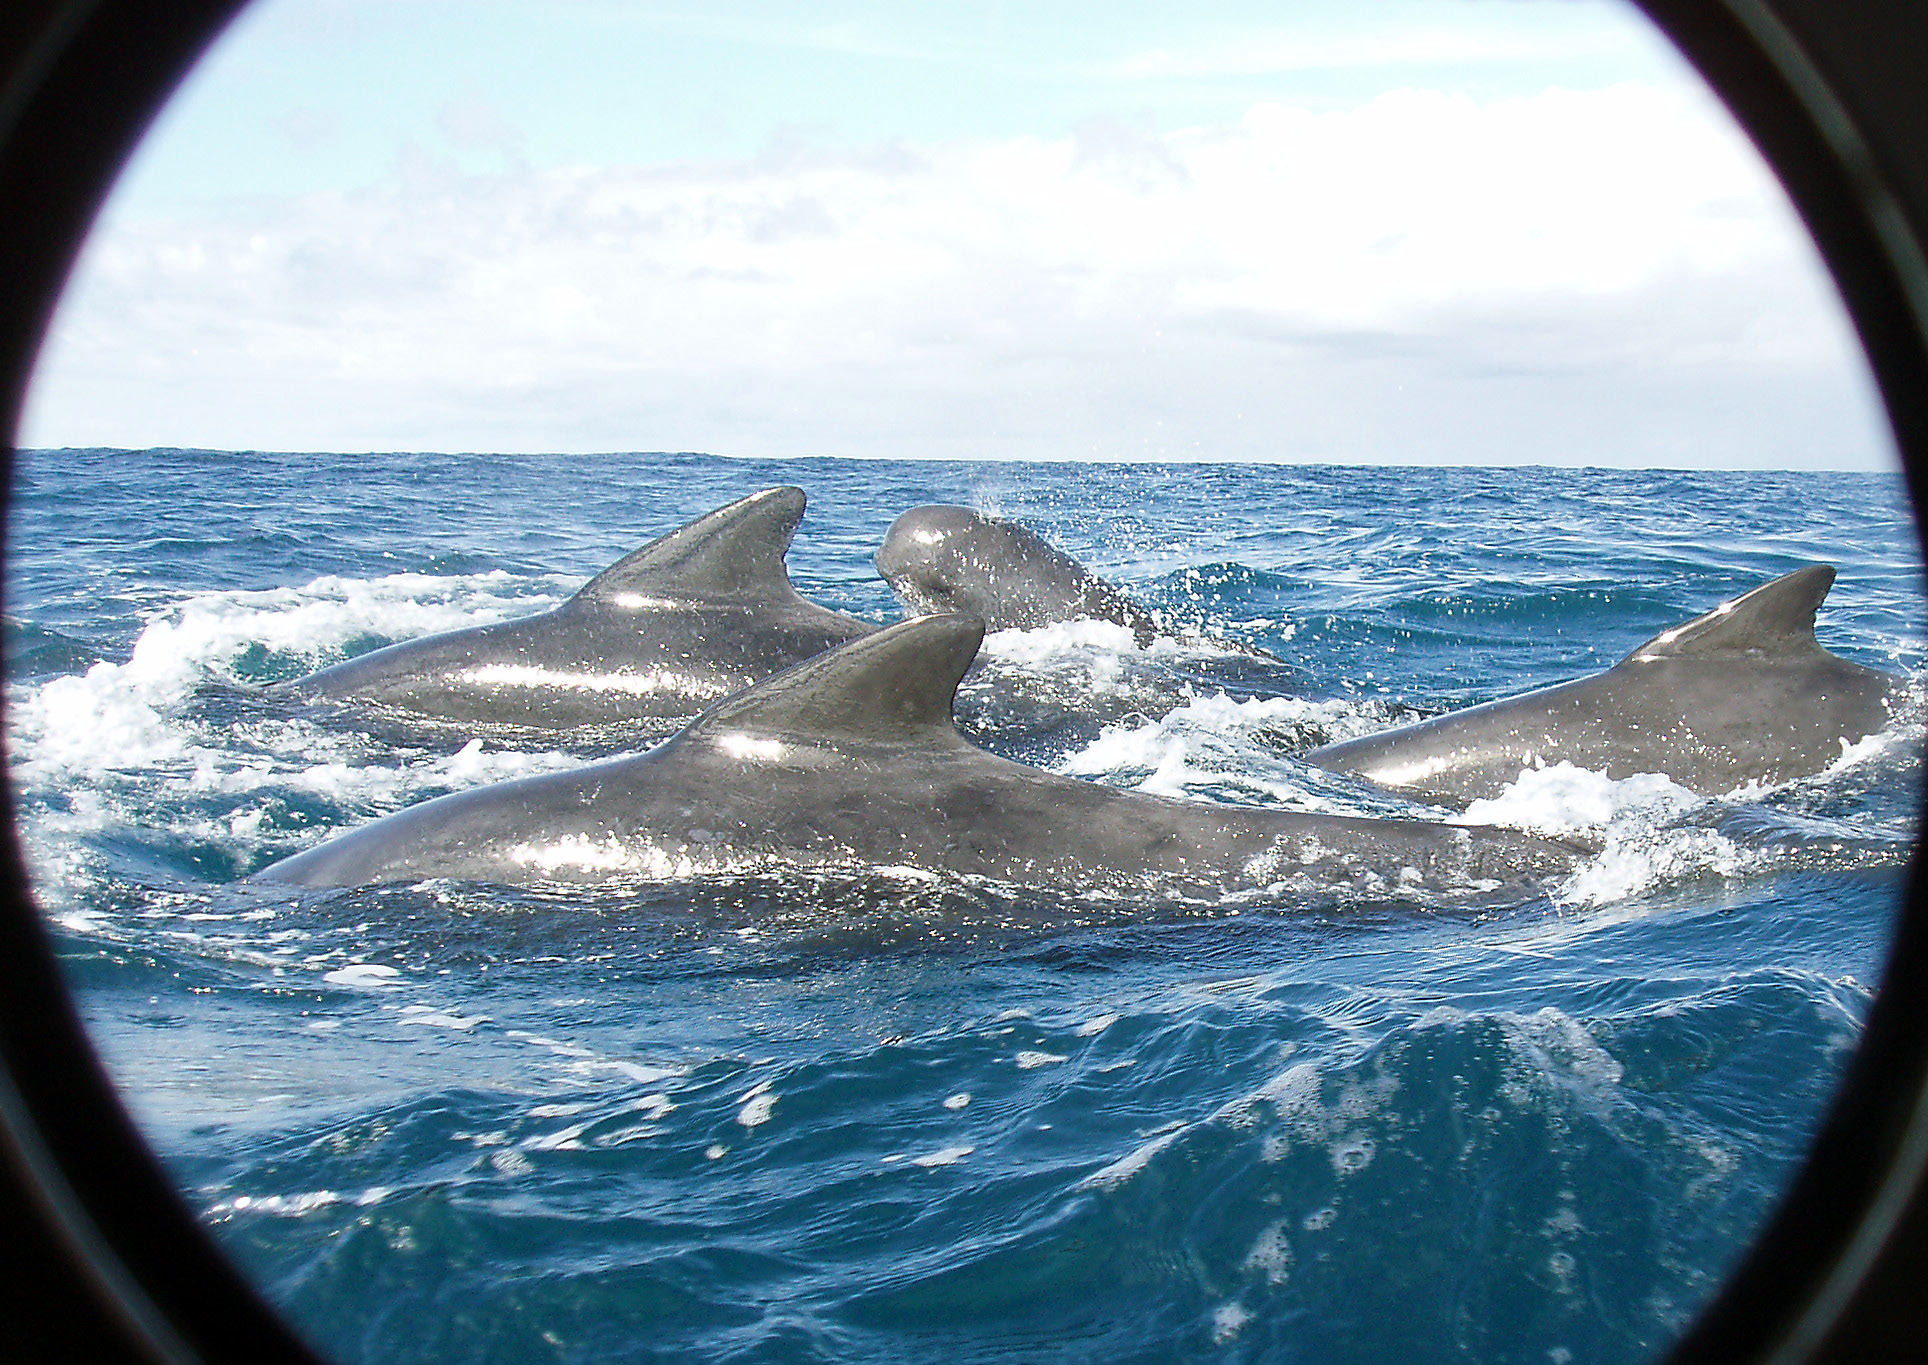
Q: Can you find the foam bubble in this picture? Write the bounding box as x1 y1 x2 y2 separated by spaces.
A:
396 1005 488 1031
520 1123 589 1152
7 573 595 888
324 964 402 988
1462 762 1703 836
1561 826 1755 906
1015 1050 1068 1069
1219 1060 1322 1130
1057 692 1394 806
981 618 1144 666
1497 1007 1626 1093
216 1189 340 1218
527 1102 592 1118
1212 1302 1252 1344
155 569 558 682
1079 1126 1186 1190
1243 1220 1295 1285
1462 762 1758 906
490 1150 534 1177
15 571 553 774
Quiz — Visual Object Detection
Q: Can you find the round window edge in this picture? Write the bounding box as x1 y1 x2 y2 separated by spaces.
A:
1627 2 1928 1360
0 1 1924 1363
0 3 333 1362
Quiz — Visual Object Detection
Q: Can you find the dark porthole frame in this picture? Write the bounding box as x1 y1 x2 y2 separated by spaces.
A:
0 1 1925 1361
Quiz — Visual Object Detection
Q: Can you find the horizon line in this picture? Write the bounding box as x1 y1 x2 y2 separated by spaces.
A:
13 446 1902 475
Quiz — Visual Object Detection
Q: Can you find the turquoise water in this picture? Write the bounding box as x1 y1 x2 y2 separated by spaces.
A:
6 448 1922 1363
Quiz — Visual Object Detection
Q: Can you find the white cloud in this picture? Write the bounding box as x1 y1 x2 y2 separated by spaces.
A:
1108 24 1640 79
20 82 1889 467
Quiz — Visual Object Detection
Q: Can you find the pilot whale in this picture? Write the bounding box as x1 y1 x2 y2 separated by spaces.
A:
257 614 1581 900
1305 565 1898 805
875 506 1163 646
280 488 873 732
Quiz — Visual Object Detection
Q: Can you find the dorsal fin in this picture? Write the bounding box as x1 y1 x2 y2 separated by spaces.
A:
686 615 984 745
574 487 809 607
1623 565 1837 663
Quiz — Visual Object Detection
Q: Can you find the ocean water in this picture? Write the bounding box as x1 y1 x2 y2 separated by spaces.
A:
6 447 1924 1365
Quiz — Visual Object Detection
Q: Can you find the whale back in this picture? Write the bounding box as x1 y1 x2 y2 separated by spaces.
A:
1622 564 1838 664
575 486 810 608
685 614 984 746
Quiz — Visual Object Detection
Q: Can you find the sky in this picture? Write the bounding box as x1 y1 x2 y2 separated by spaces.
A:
14 0 1899 468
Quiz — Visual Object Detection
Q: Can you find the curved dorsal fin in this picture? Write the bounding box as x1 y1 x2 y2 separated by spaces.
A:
1623 565 1836 663
574 487 809 607
687 615 984 745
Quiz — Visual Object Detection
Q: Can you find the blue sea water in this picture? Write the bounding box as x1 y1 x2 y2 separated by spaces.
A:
6 447 1924 1365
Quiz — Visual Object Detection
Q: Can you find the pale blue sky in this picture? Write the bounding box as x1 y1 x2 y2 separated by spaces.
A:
110 0 1680 211
21 0 1896 468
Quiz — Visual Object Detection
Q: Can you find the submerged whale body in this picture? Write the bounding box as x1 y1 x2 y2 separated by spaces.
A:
280 488 873 732
1305 565 1897 805
876 506 1163 646
258 615 1580 900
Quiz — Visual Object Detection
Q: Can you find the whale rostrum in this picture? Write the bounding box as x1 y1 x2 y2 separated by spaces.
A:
1304 565 1898 805
280 487 874 732
875 505 1163 646
257 614 1581 899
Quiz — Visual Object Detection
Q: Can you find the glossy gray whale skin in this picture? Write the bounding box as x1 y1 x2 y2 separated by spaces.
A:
279 487 873 731
1305 565 1898 806
875 505 1163 646
257 615 1580 900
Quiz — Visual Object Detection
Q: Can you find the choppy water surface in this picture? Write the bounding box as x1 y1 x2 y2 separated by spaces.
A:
7 449 1923 1364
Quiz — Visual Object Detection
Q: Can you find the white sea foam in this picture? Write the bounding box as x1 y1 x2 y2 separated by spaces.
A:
1562 826 1755 906
490 1150 534 1177
1243 1220 1295 1285
1830 729 1898 774
216 1189 341 1218
1462 762 1703 837
1056 692 1391 805
520 1123 590 1152
324 963 402 988
146 570 560 680
1219 1060 1323 1130
10 571 549 753
968 620 1146 700
1212 1301 1253 1343
596 1124 665 1148
979 618 1147 666
1079 1126 1186 1190
7 572 592 881
1459 761 1763 905
737 1088 777 1128
396 1004 488 1031
1497 1008 1624 1092
629 1094 677 1120
1015 1050 1068 1069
